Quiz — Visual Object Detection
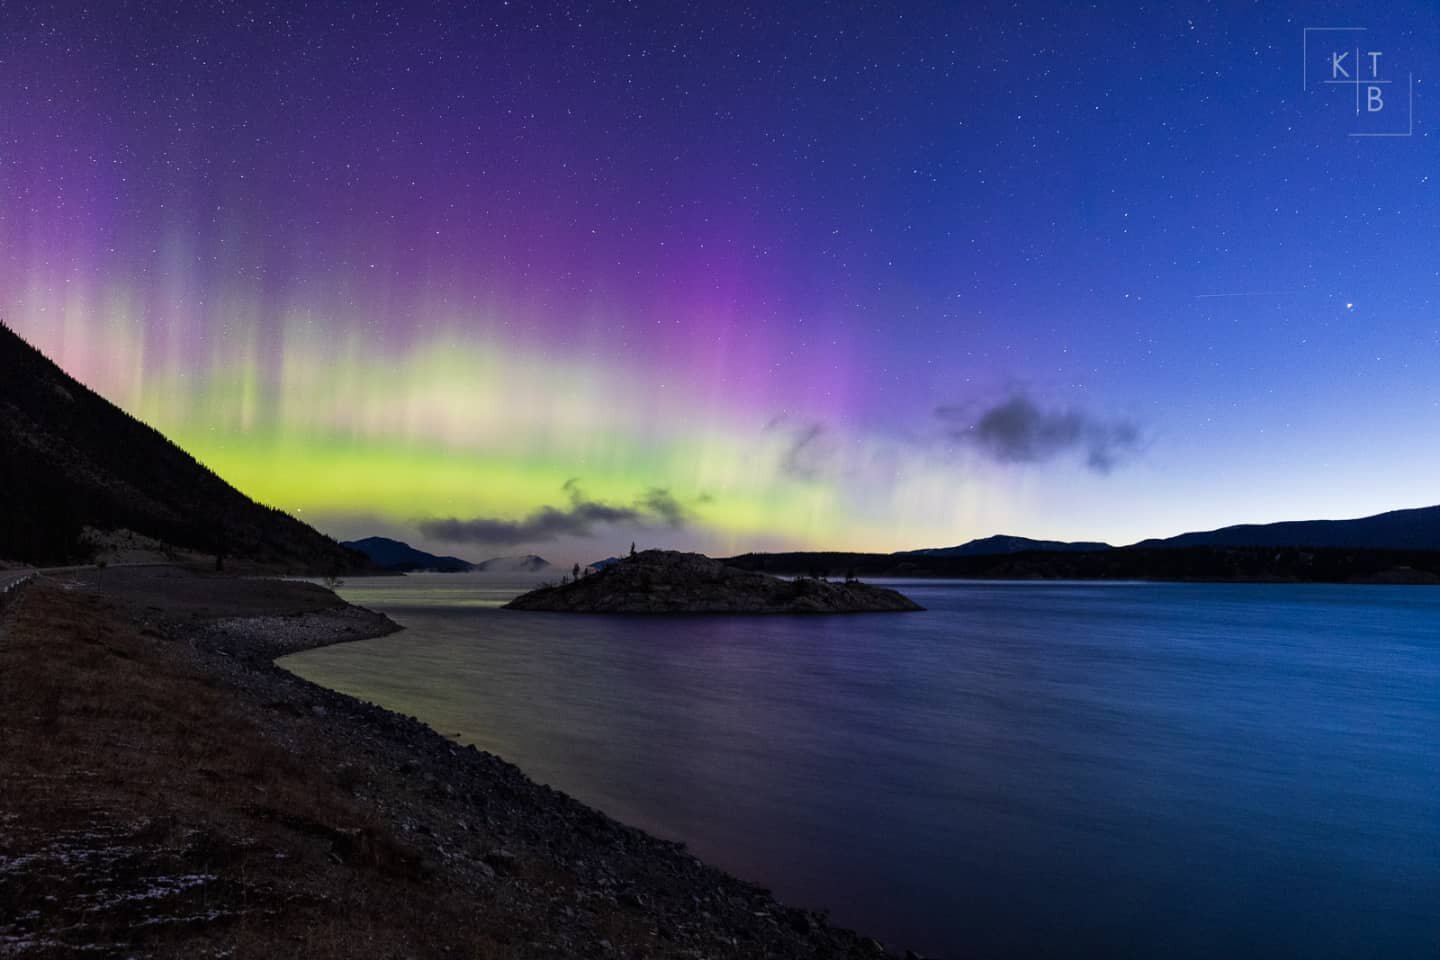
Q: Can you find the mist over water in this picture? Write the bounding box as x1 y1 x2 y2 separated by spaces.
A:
281 575 1440 958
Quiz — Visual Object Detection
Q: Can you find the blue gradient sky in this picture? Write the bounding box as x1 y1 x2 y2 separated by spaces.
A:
2 1 1437 561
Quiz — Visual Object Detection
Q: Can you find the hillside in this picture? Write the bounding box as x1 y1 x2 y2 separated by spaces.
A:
0 322 370 572
505 550 923 613
1133 505 1440 551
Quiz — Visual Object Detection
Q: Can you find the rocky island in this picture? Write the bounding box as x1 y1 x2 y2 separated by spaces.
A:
504 549 924 613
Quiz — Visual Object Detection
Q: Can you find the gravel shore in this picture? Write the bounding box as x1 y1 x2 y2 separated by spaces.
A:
0 567 913 959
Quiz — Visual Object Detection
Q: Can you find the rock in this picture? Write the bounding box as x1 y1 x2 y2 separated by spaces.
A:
503 550 923 614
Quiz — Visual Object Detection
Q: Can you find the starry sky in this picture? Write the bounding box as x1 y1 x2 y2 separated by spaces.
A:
3 1 1438 563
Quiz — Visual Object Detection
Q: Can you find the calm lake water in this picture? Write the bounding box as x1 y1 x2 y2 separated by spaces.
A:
279 576 1440 958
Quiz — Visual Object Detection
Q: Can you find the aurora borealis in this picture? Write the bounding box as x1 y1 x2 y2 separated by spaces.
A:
4 3 1439 562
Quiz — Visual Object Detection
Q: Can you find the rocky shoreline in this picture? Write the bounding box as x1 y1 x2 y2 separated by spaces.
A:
0 566 913 959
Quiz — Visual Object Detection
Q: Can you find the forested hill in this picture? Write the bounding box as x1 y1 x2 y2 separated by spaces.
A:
0 321 369 572
723 545 1440 584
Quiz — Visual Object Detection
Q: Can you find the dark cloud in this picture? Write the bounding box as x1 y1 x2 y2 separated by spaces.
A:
937 394 1142 473
766 417 837 482
419 481 693 545
638 487 688 527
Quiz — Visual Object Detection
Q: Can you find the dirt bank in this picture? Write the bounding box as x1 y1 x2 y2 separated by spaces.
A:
0 567 905 959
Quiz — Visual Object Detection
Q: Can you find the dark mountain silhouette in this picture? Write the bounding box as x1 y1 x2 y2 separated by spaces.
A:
728 504 1440 583
1132 505 1440 551
341 538 552 574
724 546 1440 584
0 321 371 572
901 534 1112 557
342 536 474 572
472 554 551 573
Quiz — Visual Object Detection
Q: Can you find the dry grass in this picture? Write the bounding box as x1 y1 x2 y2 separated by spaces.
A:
0 582 493 958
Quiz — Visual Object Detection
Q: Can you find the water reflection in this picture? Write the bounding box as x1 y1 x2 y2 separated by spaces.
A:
281 576 1440 958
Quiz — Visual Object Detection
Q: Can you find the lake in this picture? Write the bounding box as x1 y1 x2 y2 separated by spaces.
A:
279 576 1440 958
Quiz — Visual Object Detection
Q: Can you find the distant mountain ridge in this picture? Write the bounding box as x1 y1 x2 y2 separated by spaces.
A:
342 537 474 572
1133 505 1440 552
0 321 369 572
724 504 1440 584
342 537 551 574
901 505 1440 558
901 535 1112 557
472 554 551 573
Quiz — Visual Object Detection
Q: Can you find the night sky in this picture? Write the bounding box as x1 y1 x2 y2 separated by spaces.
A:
3 2 1437 562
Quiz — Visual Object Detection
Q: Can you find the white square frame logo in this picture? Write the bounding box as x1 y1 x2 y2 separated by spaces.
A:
1303 26 1414 138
